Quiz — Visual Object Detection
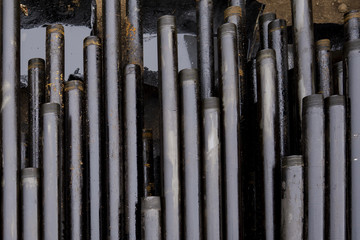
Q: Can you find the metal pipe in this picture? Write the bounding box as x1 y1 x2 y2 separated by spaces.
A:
269 19 290 158
344 39 360 239
259 13 276 50
157 15 181 240
203 97 222 240
180 69 202 240
64 80 86 239
291 0 316 119
333 61 344 95
103 0 124 237
20 87 29 169
125 0 143 68
28 58 45 168
325 96 347 240
316 39 333 98
142 129 154 197
124 64 143 239
218 22 242 240
42 103 61 240
45 24 65 238
46 24 65 106
256 49 280 240
344 10 360 42
84 36 103 240
1 0 20 238
288 44 295 70
21 168 41 240
281 155 304 240
196 0 215 98
141 197 162 240
225 6 247 118
302 94 325 240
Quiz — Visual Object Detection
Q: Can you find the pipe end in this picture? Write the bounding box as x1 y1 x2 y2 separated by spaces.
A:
158 15 176 27
218 23 236 36
203 97 220 109
142 129 153 139
282 155 303 168
259 12 276 24
180 69 198 83
21 168 40 179
224 6 243 19
325 95 345 107
42 103 60 115
142 196 161 211
84 36 101 47
344 9 360 22
269 19 287 32
345 39 360 54
256 49 276 63
303 94 324 109
64 80 84 92
28 58 45 69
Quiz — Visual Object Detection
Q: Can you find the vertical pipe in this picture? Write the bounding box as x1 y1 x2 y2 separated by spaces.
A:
180 69 202 240
141 197 162 240
344 10 360 42
157 15 181 240
103 0 123 237
291 0 316 119
21 168 40 240
46 24 65 106
196 0 214 98
325 96 347 240
345 39 360 239
288 44 295 70
142 129 154 197
302 94 325 240
28 58 45 168
84 36 103 240
333 61 344 95
316 39 333 98
224 6 247 118
256 49 280 240
64 80 86 240
42 103 61 240
269 19 290 158
1 0 20 238
281 155 304 240
125 0 143 67
20 87 29 169
218 23 242 240
124 64 143 239
259 13 276 50
46 23 65 239
203 97 222 240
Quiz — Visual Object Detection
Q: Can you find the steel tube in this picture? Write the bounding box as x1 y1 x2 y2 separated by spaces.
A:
325 96 347 240
203 97 222 240
333 61 344 95
157 15 181 240
196 0 215 98
344 10 360 42
218 22 242 240
257 49 280 240
302 94 325 240
316 39 333 98
269 19 290 158
259 13 276 50
28 58 45 168
141 197 162 240
142 129 154 197
46 24 65 106
42 103 61 240
103 0 124 237
125 0 143 67
84 36 103 240
281 155 304 240
1 0 20 238
345 39 360 239
291 0 316 119
64 80 86 239
124 64 143 239
21 168 41 240
180 69 202 240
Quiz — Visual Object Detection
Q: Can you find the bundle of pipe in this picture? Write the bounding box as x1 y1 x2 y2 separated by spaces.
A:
4 0 360 239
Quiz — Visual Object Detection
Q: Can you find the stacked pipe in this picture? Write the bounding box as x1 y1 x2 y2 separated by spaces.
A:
3 0 360 239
